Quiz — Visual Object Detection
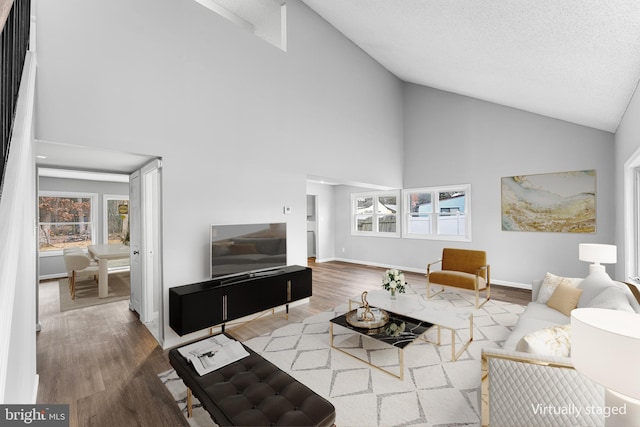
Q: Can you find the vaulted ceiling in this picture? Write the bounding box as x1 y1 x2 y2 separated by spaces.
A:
301 0 640 133
35 1 640 174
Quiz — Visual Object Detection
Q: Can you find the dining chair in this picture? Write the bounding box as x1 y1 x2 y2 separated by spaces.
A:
63 252 99 299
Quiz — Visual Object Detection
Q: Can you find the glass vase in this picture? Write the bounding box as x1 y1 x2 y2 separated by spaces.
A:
390 288 397 300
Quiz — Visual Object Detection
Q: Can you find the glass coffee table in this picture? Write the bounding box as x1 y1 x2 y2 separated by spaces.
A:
329 290 474 379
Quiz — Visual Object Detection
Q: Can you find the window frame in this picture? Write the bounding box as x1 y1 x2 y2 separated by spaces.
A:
351 190 401 238
103 194 130 245
38 191 98 257
402 184 472 242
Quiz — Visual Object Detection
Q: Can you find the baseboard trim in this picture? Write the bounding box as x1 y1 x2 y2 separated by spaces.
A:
492 279 532 290
333 257 425 275
39 273 66 281
331 258 530 289
313 257 337 263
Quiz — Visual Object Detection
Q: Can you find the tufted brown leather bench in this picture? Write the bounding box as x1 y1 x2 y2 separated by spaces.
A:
169 335 336 426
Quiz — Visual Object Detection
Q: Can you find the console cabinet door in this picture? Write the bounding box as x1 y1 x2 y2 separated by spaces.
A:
224 277 286 320
174 287 225 335
288 268 313 302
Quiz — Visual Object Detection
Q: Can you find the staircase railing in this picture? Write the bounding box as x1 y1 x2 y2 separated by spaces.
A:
0 0 30 197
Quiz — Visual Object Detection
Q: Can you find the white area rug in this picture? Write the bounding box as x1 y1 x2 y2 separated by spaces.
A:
160 289 524 426
159 369 213 427
58 271 130 312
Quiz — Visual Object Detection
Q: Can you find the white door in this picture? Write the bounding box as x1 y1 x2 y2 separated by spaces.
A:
129 161 163 341
129 170 142 313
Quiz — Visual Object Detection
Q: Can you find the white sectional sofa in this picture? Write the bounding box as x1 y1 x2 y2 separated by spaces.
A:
481 274 640 427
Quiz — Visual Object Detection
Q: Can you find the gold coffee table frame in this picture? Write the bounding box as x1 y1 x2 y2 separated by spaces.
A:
345 290 474 365
329 312 431 380
421 316 474 362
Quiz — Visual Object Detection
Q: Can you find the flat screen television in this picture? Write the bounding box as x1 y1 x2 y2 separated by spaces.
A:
210 222 287 280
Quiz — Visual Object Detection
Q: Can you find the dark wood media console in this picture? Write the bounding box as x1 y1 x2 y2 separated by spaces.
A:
169 265 312 336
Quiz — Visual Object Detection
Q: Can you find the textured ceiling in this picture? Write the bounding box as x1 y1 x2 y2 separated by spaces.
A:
300 0 640 132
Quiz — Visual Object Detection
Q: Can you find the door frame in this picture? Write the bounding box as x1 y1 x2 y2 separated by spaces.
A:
624 146 640 281
140 159 164 343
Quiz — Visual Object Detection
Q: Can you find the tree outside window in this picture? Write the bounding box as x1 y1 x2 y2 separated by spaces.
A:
39 193 95 252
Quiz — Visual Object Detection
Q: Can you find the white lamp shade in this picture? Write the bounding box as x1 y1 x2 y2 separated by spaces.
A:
578 243 617 264
571 308 640 400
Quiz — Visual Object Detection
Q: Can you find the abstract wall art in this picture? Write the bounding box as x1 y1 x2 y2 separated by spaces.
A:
501 170 596 233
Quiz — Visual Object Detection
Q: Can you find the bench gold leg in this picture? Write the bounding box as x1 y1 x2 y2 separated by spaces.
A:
187 387 193 418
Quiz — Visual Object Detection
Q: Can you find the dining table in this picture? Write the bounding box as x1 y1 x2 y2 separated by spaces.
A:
87 244 131 298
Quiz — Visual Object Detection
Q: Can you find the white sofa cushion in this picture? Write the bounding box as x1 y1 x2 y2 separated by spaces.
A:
577 276 616 307
587 286 635 312
578 277 637 312
502 302 569 350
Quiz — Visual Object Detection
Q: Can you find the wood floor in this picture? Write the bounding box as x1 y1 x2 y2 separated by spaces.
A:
36 260 531 427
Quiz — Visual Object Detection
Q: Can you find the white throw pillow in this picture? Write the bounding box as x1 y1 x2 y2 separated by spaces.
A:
516 324 572 357
537 272 582 304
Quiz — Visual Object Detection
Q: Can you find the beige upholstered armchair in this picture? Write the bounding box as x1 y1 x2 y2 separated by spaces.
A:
426 248 490 308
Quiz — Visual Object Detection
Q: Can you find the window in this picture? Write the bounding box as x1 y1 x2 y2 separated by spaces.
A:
104 195 129 245
352 191 400 237
38 192 97 253
403 185 471 241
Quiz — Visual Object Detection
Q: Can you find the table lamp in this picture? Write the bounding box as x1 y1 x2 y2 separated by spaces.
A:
579 243 617 280
572 308 640 426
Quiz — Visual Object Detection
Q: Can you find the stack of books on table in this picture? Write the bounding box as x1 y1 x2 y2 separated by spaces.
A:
178 334 249 376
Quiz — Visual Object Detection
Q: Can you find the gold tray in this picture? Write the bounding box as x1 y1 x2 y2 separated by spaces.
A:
345 308 389 329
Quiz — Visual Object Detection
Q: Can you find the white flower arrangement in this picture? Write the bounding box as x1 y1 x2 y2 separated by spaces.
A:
382 268 406 294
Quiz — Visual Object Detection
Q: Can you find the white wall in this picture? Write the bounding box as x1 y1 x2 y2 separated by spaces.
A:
33 0 626 351
403 85 615 285
34 0 404 344
334 85 616 286
614 81 640 280
0 52 37 403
